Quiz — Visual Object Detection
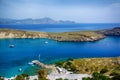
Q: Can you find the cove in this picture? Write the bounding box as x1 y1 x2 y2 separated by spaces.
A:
0 36 120 77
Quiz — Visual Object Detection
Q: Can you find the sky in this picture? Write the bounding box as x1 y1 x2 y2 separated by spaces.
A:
0 0 120 23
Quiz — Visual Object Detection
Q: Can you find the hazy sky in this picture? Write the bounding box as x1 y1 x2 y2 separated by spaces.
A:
0 0 120 23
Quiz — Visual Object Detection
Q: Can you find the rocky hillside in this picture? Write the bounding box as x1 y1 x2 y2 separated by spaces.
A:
48 31 105 42
56 57 120 75
0 29 48 38
97 27 120 36
0 28 105 42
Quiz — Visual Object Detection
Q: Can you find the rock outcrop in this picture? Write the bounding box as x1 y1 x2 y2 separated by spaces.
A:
97 27 120 36
0 29 48 39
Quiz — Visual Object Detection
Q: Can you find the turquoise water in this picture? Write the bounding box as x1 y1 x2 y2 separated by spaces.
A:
0 37 120 77
0 23 120 77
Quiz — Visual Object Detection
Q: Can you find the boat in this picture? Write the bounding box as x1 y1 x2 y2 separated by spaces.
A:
28 62 34 66
18 68 22 72
9 45 14 48
45 41 48 44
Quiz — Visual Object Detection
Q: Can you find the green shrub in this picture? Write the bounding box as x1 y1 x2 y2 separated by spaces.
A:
55 61 65 67
56 78 63 80
110 72 119 76
82 72 111 80
82 77 91 80
67 58 74 61
21 73 29 77
66 61 72 66
15 75 24 80
100 68 108 74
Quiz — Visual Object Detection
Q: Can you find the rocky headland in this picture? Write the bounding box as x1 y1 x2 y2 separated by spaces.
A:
0 27 120 42
0 28 105 42
97 27 120 36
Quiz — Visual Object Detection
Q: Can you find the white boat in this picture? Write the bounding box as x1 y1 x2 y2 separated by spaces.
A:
28 62 33 65
18 68 22 72
9 45 14 48
45 41 48 44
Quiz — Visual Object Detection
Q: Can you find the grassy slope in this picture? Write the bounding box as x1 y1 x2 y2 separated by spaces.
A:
58 57 120 75
48 31 104 41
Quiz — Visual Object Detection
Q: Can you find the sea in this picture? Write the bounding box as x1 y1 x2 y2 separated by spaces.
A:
0 23 120 77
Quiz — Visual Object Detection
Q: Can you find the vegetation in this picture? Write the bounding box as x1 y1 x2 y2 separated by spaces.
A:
56 78 63 80
48 31 104 42
0 76 4 80
0 28 104 42
14 73 29 80
55 78 76 80
100 68 108 74
56 57 120 75
55 61 65 67
82 72 111 80
37 69 47 80
82 72 120 80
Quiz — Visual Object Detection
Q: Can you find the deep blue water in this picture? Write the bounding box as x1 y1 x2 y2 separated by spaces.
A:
0 23 120 77
0 37 120 77
0 23 120 32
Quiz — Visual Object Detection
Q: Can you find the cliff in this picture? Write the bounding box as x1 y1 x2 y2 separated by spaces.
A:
97 27 120 36
0 29 48 39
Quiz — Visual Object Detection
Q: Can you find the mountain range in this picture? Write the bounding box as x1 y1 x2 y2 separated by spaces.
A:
0 17 76 24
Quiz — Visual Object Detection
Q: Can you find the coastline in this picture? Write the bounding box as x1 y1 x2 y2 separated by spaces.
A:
2 57 120 80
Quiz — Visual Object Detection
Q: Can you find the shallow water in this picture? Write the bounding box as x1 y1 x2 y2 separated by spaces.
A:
0 36 120 77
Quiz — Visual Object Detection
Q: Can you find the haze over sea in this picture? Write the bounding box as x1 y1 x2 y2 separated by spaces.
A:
0 23 120 77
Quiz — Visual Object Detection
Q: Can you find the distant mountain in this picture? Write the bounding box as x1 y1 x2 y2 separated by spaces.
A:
0 17 76 24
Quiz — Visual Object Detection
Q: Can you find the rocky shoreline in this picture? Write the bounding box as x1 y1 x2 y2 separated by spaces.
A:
97 27 120 36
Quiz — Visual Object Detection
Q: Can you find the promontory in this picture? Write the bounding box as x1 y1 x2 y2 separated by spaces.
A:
0 28 105 42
